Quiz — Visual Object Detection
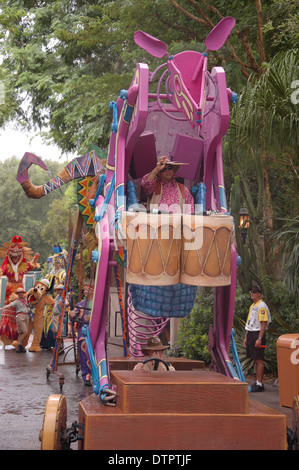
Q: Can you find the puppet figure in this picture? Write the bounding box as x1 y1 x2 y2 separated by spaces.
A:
0 235 39 345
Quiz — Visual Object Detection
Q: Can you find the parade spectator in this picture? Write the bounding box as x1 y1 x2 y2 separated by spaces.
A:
69 283 94 386
244 285 271 392
4 287 30 353
51 284 66 336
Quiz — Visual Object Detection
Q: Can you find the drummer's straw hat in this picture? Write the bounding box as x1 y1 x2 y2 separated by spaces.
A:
141 336 169 353
158 156 189 173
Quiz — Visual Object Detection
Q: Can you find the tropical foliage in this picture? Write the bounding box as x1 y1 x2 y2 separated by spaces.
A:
227 49 298 307
273 215 299 303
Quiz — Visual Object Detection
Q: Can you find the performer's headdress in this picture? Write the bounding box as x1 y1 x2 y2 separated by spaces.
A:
0 235 34 261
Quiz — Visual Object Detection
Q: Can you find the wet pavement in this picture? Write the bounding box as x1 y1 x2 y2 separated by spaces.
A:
0 337 99 450
0 336 293 450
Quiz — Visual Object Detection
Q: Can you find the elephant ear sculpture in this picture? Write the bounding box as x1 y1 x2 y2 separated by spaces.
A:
17 150 105 199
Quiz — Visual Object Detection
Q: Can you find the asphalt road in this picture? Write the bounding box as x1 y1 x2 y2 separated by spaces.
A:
0 338 125 450
0 337 293 451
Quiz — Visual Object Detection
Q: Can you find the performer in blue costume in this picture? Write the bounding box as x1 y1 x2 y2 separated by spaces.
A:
70 283 94 386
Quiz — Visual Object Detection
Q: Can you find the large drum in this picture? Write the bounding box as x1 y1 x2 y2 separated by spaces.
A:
121 211 181 285
180 213 233 286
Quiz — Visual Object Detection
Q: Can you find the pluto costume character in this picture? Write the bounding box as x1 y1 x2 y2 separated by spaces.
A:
22 278 55 352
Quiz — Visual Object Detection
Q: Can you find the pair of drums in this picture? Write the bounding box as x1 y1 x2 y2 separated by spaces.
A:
121 211 233 287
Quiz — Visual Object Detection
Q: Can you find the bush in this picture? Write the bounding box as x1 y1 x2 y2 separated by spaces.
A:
168 287 214 365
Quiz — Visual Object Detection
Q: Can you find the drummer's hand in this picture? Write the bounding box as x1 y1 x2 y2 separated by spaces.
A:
156 156 167 173
147 156 168 181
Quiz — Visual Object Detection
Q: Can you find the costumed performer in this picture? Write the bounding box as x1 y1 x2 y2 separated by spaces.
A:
0 236 39 345
41 252 67 349
51 284 69 337
45 252 67 288
69 283 93 386
137 157 194 345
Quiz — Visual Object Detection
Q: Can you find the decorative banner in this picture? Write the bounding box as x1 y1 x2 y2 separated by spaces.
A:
77 177 96 226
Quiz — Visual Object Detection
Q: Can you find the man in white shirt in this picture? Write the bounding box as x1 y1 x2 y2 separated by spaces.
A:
244 285 271 392
8 287 30 353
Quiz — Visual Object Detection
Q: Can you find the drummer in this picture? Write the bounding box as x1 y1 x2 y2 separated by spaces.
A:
141 156 194 214
133 336 175 371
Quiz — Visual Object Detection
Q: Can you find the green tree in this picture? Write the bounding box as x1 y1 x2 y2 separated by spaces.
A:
0 157 66 263
40 197 69 248
168 0 299 78
2 0 297 154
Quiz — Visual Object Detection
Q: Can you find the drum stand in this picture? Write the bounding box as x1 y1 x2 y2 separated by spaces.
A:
46 321 81 391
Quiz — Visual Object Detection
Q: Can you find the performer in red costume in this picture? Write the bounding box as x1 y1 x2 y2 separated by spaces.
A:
0 235 39 345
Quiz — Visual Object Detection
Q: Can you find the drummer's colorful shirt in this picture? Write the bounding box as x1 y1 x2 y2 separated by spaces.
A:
141 174 194 214
245 300 271 331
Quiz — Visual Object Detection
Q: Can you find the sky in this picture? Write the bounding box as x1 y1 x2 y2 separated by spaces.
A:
0 123 73 163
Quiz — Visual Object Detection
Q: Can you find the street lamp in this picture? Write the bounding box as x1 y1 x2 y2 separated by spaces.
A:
239 207 250 244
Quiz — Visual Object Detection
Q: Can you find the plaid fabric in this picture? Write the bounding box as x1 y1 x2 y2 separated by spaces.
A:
129 283 197 318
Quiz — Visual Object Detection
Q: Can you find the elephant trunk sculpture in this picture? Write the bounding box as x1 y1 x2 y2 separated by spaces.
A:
17 151 105 199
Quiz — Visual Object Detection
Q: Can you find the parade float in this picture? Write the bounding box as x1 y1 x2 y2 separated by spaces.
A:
17 18 299 450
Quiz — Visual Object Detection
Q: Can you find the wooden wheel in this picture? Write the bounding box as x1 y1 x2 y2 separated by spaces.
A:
39 394 67 450
291 395 299 450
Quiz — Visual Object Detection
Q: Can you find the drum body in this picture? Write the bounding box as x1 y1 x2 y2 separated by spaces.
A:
122 212 181 285
122 211 233 287
181 213 233 286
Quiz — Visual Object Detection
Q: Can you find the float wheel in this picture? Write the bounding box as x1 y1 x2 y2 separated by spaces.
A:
291 395 299 450
39 394 67 450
